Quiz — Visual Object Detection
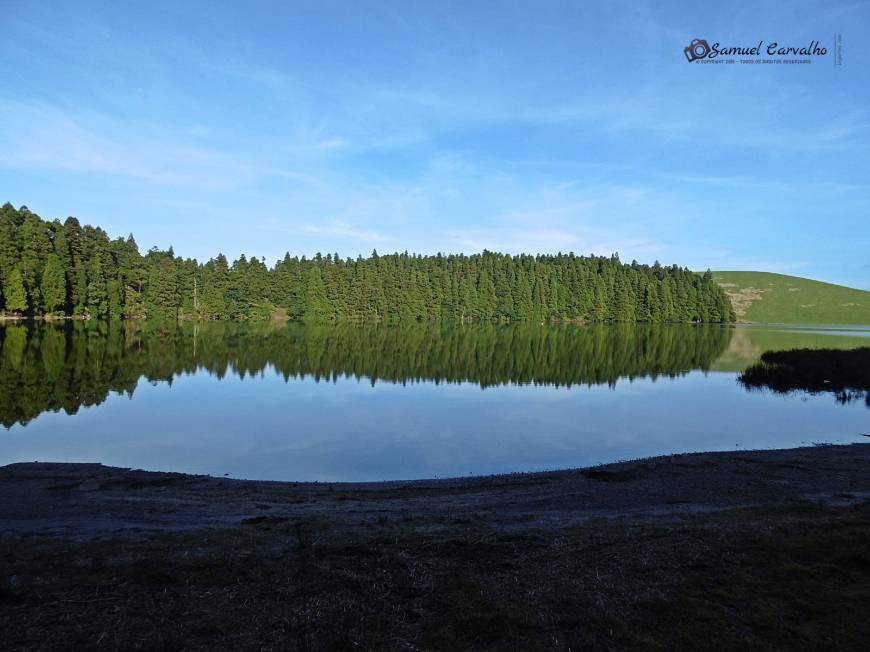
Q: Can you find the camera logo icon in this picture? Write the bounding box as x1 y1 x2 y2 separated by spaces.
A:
684 38 711 62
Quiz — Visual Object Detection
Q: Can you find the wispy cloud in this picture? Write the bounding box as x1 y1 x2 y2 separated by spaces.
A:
0 100 351 191
0 100 256 189
254 217 389 245
313 138 347 151
300 219 388 243
261 168 324 185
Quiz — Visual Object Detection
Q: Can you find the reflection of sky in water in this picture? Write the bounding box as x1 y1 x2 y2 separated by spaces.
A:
3 369 866 481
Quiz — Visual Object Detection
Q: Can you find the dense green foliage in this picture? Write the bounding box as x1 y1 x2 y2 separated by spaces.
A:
712 271 870 325
0 321 732 427
0 203 734 323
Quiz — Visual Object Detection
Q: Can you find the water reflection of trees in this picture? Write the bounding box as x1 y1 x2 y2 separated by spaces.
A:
0 321 732 428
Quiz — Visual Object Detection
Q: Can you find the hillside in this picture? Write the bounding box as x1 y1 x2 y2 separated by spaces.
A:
711 271 870 325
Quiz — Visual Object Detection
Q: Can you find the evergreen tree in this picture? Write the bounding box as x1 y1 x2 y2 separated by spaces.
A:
41 254 66 313
0 202 737 325
3 268 28 313
148 256 178 319
86 256 109 317
18 212 52 308
0 205 20 282
305 267 330 322
63 217 88 314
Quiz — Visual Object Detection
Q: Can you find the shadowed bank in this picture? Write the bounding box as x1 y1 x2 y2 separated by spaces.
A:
740 347 870 407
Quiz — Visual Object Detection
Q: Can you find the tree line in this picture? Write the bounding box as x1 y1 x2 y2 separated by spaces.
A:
0 320 732 427
0 203 735 323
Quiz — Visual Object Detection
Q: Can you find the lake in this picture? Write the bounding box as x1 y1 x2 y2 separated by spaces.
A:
1 321 867 481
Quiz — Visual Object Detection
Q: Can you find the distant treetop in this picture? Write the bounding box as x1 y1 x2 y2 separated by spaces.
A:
0 203 735 324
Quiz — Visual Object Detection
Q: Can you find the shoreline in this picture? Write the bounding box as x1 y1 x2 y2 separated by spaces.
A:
5 314 867 326
2 443 868 539
3 444 869 649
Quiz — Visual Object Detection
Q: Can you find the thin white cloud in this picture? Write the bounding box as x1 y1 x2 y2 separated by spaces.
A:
254 218 389 245
262 168 324 185
0 100 257 189
0 100 349 191
300 219 388 243
313 138 347 150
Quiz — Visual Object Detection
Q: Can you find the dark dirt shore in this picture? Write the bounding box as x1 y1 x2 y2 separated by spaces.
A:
2 444 869 650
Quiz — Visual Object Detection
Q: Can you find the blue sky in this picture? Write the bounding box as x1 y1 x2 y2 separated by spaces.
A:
1 1 868 288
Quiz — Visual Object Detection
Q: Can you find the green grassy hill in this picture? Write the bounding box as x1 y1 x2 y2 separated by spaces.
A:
711 271 870 325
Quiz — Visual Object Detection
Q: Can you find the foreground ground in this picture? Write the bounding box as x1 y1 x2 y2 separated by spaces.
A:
2 444 870 650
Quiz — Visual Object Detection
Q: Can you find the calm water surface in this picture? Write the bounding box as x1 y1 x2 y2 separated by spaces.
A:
1 321 867 481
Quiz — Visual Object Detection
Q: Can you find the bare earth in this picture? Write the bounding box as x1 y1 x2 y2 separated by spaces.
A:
2 445 870 540
2 445 869 650
716 282 767 319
